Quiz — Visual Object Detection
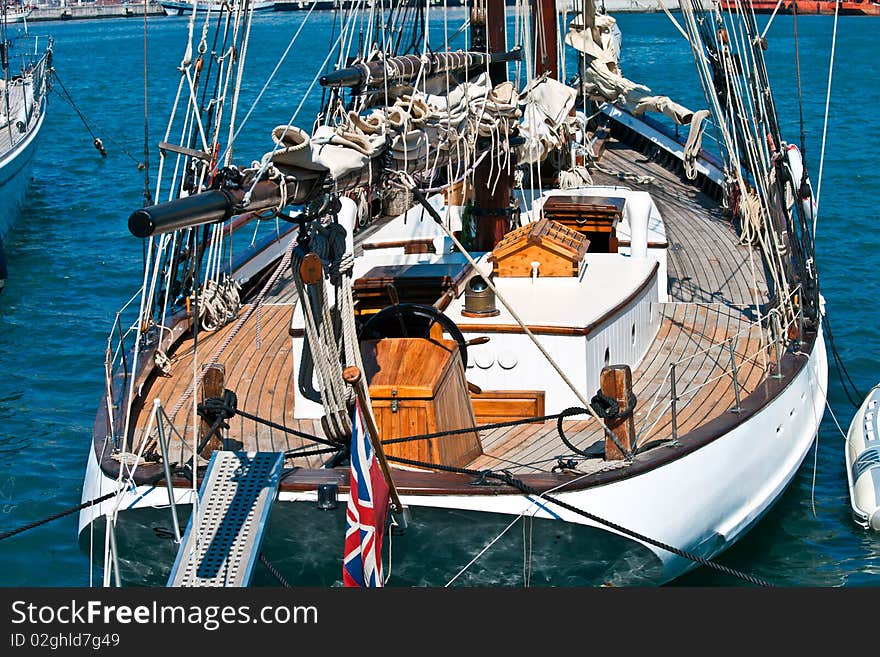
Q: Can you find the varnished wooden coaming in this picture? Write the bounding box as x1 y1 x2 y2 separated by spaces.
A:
93 131 802 499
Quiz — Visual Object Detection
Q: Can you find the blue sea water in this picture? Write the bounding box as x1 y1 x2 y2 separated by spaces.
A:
0 12 877 587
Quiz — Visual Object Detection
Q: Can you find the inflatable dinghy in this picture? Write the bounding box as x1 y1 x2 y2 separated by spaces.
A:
846 385 880 530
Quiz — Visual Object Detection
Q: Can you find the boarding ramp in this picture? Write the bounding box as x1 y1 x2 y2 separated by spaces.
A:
168 451 284 587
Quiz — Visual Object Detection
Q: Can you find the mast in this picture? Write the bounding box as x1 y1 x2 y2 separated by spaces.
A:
531 0 559 80
470 0 513 252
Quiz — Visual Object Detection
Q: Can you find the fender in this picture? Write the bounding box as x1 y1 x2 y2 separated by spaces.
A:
785 143 819 221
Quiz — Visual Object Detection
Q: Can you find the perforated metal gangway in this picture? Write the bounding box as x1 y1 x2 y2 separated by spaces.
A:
168 451 284 587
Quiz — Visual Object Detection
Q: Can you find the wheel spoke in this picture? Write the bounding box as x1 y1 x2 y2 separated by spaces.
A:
393 307 409 337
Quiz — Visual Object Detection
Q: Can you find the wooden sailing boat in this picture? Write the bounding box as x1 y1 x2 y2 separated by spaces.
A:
79 0 828 586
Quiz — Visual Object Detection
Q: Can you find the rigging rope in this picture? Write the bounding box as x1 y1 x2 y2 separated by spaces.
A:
822 313 863 409
0 487 135 542
142 1 152 205
792 2 806 160
224 0 319 160
51 72 141 166
258 552 291 587
1 493 109 543
201 389 666 464
815 0 839 220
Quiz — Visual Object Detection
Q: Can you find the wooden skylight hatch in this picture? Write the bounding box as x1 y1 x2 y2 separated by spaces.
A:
490 215 589 278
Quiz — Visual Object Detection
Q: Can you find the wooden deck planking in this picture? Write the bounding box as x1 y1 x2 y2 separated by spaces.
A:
134 304 304 465
466 303 768 473
591 140 769 307
138 303 768 476
132 303 770 477
126 140 777 477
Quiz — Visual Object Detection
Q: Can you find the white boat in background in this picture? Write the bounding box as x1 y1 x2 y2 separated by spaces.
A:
160 0 274 15
846 386 880 530
0 34 52 244
2 6 33 23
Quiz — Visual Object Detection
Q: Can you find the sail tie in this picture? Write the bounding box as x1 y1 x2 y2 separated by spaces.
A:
683 109 710 180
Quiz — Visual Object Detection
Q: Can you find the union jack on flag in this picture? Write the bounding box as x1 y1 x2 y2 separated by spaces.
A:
342 398 391 587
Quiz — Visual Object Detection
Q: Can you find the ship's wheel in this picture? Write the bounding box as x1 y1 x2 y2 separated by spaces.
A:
358 303 469 368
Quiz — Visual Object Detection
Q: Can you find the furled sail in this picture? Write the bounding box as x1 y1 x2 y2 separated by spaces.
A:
565 11 696 125
517 75 578 164
565 10 710 178
264 72 523 185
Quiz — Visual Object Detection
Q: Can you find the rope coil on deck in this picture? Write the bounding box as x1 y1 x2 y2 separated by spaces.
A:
589 392 637 420
195 393 346 452
195 389 239 454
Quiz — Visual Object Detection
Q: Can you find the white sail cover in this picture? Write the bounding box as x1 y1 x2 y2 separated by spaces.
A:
566 12 695 126
517 75 578 164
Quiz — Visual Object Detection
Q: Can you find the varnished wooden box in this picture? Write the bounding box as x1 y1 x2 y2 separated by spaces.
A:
542 194 624 253
354 262 475 312
360 338 482 468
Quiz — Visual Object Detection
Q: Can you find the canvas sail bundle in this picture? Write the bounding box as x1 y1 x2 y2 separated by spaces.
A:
266 72 524 180
565 12 696 126
517 75 578 164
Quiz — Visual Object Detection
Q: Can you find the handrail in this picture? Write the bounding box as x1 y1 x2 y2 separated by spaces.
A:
635 288 806 446
102 289 144 447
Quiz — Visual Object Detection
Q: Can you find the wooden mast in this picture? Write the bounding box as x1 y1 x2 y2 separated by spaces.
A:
471 0 513 252
531 0 562 185
531 0 559 80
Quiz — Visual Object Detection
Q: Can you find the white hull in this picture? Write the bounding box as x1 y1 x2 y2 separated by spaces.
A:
845 385 880 530
3 10 32 23
79 326 827 584
0 97 45 242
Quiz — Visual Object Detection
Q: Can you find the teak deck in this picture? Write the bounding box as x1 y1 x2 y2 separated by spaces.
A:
592 139 769 306
129 138 773 477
